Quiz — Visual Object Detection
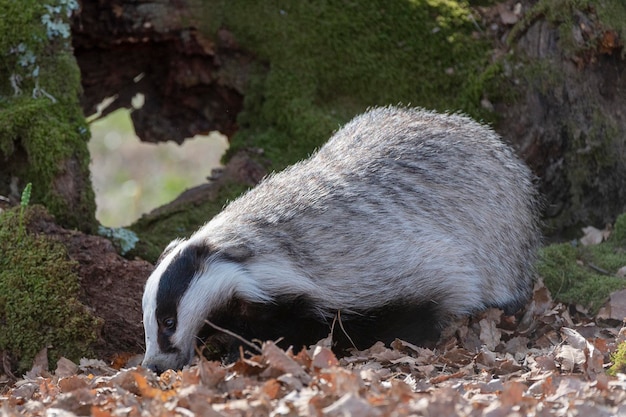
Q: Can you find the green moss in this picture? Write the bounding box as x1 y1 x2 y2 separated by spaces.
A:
608 341 626 376
194 0 494 170
0 0 96 232
129 181 251 263
538 215 626 313
612 213 626 246
0 205 101 373
510 0 626 57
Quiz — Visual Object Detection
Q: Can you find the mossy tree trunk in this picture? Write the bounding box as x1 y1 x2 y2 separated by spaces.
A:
0 0 96 232
68 0 626 243
496 0 626 237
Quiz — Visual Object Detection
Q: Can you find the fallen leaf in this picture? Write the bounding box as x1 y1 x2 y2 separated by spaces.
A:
556 345 585 373
322 393 382 417
57 375 88 393
262 342 310 382
55 358 78 379
311 346 339 369
580 225 609 246
500 381 525 406
601 289 626 321
479 316 501 351
259 378 282 400
25 347 50 379
133 371 177 401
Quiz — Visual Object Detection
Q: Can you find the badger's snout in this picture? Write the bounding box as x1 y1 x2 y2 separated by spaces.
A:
141 350 192 374
140 106 541 371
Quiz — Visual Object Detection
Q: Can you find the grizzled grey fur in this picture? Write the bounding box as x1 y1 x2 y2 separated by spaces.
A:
142 106 541 373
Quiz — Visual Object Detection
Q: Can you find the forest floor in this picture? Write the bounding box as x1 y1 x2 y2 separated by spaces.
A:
1 269 625 416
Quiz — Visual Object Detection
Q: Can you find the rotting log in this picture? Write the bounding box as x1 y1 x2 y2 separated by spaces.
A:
72 0 252 144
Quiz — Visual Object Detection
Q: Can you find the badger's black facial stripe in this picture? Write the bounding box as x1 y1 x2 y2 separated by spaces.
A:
155 244 214 352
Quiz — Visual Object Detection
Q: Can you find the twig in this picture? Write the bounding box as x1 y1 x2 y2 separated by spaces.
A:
335 310 358 351
2 351 17 381
587 263 610 276
203 319 262 354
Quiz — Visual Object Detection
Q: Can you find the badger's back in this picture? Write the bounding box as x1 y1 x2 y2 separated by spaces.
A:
202 107 541 320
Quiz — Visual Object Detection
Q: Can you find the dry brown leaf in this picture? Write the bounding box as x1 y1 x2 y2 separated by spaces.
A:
262 342 310 383
600 289 626 322
198 359 227 388
479 316 501 351
429 370 465 384
311 346 339 369
54 358 79 379
532 355 558 372
475 348 497 368
556 345 585 373
259 378 282 400
500 381 526 406
78 359 116 376
57 375 88 393
132 370 177 401
91 405 115 417
318 367 364 396
50 387 96 415
561 327 605 377
25 347 50 380
322 393 382 417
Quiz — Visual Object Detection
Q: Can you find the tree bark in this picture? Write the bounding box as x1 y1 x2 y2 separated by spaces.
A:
72 0 251 143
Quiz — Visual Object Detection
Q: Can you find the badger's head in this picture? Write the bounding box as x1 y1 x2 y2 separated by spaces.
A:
141 237 272 373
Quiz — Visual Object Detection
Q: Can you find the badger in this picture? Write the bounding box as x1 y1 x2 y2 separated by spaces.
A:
141 106 541 373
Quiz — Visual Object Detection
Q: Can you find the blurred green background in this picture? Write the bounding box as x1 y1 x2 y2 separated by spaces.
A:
88 110 228 227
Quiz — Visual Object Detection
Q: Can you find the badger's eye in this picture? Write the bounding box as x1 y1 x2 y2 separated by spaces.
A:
162 317 176 330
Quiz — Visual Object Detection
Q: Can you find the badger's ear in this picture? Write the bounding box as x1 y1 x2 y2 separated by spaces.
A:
219 244 254 263
157 238 187 265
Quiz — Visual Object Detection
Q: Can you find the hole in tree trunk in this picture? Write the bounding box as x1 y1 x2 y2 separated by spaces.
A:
88 108 229 227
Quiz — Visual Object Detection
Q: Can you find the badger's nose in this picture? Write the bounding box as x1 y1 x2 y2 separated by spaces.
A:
145 363 162 375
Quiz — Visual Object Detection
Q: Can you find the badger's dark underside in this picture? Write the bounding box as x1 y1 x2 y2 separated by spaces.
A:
197 295 442 362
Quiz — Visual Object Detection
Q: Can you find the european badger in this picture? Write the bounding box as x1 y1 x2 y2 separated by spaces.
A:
142 106 541 373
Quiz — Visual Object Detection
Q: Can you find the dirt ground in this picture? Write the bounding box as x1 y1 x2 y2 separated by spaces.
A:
28 209 152 360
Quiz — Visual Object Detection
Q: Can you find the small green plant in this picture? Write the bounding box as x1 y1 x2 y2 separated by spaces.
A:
98 225 139 256
18 182 32 235
608 341 626 376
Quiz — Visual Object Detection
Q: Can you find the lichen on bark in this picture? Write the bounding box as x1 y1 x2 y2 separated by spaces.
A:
0 0 96 232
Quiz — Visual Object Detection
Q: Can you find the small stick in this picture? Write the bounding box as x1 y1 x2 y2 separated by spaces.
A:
335 310 358 351
587 263 610 276
204 319 262 354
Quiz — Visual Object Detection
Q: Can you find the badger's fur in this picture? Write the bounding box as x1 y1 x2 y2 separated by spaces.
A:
142 106 541 373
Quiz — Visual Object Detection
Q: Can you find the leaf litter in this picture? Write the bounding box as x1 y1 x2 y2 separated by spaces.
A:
1 280 625 416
